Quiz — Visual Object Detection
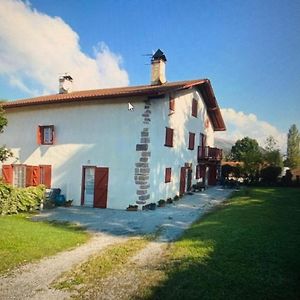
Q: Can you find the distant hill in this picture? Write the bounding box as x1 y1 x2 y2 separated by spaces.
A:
214 137 234 156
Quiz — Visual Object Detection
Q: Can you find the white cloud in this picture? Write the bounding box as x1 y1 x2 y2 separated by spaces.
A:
215 108 286 152
0 0 129 96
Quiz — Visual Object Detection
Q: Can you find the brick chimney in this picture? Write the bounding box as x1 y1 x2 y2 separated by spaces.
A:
151 49 167 85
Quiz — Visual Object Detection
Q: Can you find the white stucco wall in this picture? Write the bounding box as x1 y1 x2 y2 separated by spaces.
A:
1 88 216 209
148 88 215 201
1 98 147 209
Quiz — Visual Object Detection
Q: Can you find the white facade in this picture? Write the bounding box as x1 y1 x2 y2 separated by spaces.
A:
1 87 219 209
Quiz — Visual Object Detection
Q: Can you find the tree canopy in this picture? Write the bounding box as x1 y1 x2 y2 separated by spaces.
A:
230 137 262 179
286 124 300 169
0 106 13 162
263 136 283 168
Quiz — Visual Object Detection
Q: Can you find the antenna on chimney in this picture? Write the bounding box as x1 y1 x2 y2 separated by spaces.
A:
150 49 167 85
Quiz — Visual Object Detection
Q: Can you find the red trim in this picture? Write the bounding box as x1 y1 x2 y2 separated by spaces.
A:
188 132 195 150
2 165 13 184
165 168 172 183
38 125 54 145
169 97 175 111
39 165 52 188
165 127 174 147
37 126 42 145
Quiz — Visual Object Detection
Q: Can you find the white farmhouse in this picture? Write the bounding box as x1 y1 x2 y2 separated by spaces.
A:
0 50 226 209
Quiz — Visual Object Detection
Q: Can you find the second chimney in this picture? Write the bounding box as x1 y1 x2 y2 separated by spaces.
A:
59 74 73 94
151 49 167 85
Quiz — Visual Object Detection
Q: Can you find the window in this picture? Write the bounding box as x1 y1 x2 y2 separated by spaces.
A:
188 132 195 150
165 127 174 147
37 125 54 145
165 168 172 183
169 97 175 112
13 165 26 187
192 98 198 117
2 164 52 188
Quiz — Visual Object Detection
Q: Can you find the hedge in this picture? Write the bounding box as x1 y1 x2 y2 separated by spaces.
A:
0 182 45 215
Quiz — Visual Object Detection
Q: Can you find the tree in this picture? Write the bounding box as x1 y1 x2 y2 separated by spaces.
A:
263 136 283 168
230 137 262 180
0 105 13 162
286 124 300 169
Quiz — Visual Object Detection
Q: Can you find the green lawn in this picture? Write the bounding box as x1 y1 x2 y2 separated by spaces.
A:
142 188 300 300
0 214 89 274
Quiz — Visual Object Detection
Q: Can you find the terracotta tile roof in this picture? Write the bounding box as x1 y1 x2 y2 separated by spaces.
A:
2 79 226 131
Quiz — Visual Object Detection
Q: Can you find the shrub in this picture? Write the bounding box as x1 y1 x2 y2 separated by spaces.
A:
158 199 166 207
0 183 45 215
260 166 282 185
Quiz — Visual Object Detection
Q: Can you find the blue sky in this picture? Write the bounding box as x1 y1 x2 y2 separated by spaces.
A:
0 0 299 151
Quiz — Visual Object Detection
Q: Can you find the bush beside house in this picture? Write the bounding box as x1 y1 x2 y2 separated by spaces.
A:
0 182 45 215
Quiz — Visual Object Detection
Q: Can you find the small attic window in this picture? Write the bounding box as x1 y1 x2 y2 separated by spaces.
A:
192 98 198 117
37 125 55 145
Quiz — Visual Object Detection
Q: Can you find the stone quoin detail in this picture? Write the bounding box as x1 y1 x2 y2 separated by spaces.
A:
134 99 152 205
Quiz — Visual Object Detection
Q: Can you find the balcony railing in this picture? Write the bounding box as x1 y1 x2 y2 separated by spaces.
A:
198 146 223 162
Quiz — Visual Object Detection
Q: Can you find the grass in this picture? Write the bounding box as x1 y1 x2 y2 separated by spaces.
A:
0 214 89 274
54 237 149 297
140 187 300 300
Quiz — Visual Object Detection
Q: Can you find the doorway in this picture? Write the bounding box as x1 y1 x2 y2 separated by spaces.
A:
179 166 192 195
81 166 109 208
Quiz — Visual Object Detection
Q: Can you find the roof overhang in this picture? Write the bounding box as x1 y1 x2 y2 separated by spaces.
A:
2 79 226 131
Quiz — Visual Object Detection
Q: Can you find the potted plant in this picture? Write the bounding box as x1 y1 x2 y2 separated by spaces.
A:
166 198 173 204
126 204 138 211
158 199 166 207
64 200 73 207
173 195 180 201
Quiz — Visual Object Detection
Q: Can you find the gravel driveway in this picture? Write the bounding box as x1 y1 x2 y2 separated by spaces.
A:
34 186 232 241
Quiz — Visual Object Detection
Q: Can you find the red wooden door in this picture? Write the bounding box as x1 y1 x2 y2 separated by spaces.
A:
187 168 192 191
94 167 109 208
208 165 217 185
179 167 186 196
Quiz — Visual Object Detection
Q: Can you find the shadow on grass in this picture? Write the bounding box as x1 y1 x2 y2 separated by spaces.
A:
139 188 300 300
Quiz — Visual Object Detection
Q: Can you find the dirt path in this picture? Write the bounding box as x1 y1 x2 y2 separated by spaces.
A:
0 234 128 300
75 241 167 300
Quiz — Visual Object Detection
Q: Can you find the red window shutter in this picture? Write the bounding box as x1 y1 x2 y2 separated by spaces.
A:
165 168 172 183
169 98 175 111
32 166 40 186
196 165 200 179
188 132 195 150
26 165 34 187
2 165 13 184
37 126 42 145
40 165 52 188
165 127 174 147
192 98 198 117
